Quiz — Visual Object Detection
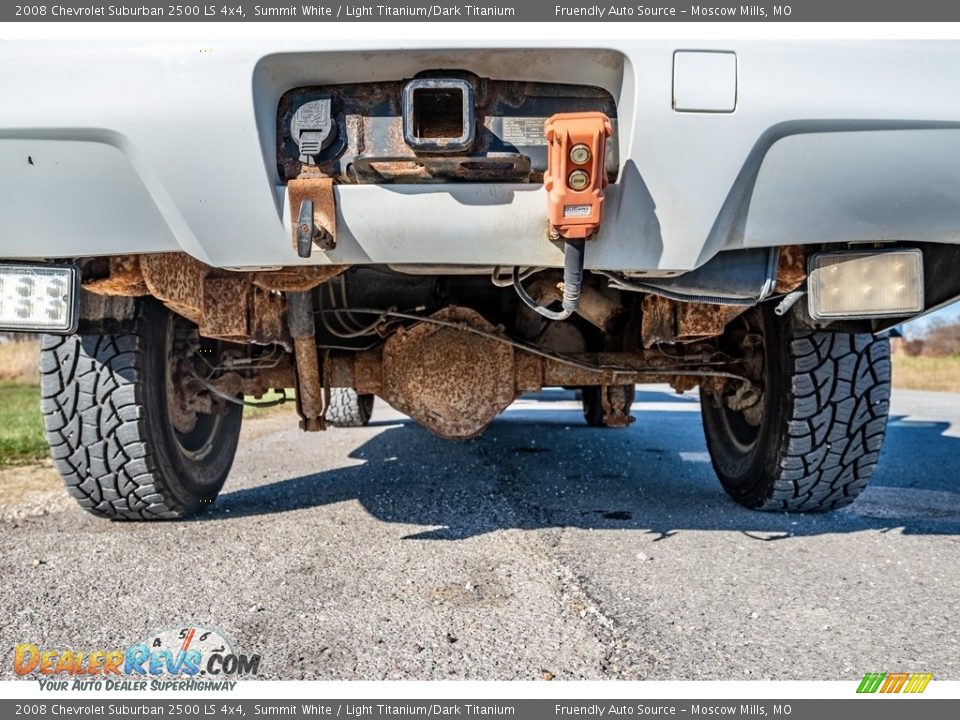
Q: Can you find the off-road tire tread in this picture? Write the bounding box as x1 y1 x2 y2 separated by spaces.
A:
327 388 374 428
764 331 891 511
40 317 185 520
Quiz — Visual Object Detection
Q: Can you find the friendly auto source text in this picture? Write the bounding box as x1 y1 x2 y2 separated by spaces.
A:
555 5 781 17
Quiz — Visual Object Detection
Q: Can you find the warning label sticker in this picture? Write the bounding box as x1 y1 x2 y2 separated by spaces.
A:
563 205 592 218
501 117 549 146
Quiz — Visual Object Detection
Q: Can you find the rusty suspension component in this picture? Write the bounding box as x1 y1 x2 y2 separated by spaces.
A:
287 291 326 432
181 360 296 413
81 252 347 345
323 345 742 439
332 349 740 397
154 303 751 440
316 306 751 439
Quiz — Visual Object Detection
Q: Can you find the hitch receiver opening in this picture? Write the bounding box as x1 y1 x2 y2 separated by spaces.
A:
403 78 475 153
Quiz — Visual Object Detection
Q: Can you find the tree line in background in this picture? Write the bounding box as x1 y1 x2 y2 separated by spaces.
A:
899 320 960 357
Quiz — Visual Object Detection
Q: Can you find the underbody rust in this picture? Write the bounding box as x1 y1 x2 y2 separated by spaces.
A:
286 291 326 431
641 295 748 348
316 306 746 439
277 76 619 184
775 245 808 293
82 252 347 345
379 307 515 439
79 250 771 440
288 177 338 255
598 385 635 428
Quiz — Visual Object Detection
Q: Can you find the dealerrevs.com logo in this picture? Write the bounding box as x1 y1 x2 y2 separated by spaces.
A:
14 625 260 691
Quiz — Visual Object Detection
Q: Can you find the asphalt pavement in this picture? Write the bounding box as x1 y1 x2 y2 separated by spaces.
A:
1 386 958 680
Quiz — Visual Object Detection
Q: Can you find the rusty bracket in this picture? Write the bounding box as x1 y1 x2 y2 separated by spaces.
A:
600 385 635 428
289 177 337 258
774 245 808 293
641 294 748 348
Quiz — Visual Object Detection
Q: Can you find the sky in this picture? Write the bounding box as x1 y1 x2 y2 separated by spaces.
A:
903 299 960 336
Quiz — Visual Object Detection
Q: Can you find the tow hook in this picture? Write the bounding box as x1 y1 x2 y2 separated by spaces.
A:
288 177 337 259
524 112 612 321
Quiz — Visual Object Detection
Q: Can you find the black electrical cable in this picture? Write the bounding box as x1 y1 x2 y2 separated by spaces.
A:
561 239 586 313
490 266 542 288
186 366 290 408
513 239 586 321
513 266 571 321
597 270 761 306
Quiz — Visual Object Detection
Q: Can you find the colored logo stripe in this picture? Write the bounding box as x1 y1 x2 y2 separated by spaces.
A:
857 673 886 693
906 673 934 694
857 672 933 694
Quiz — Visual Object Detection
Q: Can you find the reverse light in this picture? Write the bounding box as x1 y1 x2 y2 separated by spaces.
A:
0 264 79 333
808 250 924 320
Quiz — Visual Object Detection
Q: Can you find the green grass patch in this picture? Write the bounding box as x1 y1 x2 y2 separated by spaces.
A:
0 381 292 469
0 384 48 468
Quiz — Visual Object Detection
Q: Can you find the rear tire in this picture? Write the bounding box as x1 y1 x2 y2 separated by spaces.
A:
327 388 375 427
700 306 891 512
39 300 242 519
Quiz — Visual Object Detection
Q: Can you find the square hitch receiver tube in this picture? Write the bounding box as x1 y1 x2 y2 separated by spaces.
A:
402 78 475 153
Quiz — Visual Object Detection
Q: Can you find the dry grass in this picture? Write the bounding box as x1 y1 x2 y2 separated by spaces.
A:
892 354 960 393
0 339 39 385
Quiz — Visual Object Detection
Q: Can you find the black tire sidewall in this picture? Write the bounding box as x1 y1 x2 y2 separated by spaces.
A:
140 301 242 513
700 306 791 508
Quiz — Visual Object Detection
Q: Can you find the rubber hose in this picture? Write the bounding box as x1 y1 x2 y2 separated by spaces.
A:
561 239 586 314
513 239 586 321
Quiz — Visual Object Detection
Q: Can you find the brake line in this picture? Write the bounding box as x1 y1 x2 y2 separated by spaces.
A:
185 366 290 408
597 270 762 306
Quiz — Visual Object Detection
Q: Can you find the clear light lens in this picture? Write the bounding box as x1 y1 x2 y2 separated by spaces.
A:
0 265 77 332
568 169 590 191
808 250 924 320
569 143 591 165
